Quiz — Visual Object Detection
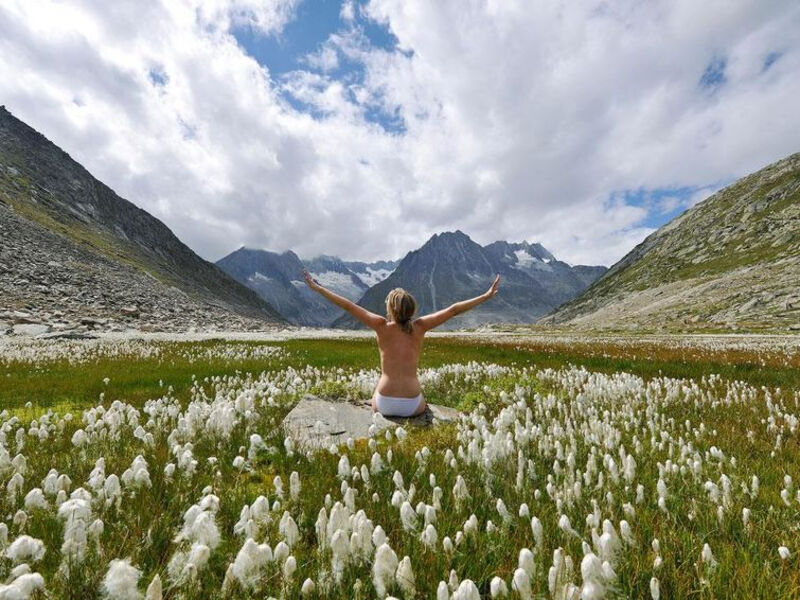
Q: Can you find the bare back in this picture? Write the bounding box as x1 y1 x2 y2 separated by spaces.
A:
303 269 500 404
374 320 425 397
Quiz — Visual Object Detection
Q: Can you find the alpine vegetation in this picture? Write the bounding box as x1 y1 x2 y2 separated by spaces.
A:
0 337 798 598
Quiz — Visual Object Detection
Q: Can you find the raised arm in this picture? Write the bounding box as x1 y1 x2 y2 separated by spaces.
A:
416 274 501 332
303 270 386 330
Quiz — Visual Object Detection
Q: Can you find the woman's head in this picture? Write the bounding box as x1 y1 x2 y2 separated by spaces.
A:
385 288 417 333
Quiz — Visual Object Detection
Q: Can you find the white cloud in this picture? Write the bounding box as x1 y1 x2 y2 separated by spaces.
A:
1 0 798 267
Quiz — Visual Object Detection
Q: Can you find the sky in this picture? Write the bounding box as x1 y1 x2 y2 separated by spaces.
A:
1 0 799 266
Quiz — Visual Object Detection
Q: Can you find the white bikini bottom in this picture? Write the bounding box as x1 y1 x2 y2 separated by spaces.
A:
374 392 424 417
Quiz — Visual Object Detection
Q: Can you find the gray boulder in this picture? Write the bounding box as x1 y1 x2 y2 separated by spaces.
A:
283 395 459 450
12 323 51 336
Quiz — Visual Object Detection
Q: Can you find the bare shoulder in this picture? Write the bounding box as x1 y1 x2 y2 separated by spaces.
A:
411 319 427 336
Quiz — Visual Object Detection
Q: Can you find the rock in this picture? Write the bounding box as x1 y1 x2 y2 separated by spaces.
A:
11 310 36 324
789 324 800 331
120 305 140 317
738 297 760 313
39 330 97 340
12 323 51 336
80 317 106 327
283 395 460 450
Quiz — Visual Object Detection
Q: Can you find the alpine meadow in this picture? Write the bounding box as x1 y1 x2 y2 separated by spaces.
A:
2 1 800 599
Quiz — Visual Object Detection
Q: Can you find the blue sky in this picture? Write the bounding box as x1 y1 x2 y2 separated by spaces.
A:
233 0 406 132
230 0 743 237
2 0 798 265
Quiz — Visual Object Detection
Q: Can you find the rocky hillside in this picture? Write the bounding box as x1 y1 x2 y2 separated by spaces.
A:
544 151 800 331
334 231 606 330
0 106 284 336
217 248 397 326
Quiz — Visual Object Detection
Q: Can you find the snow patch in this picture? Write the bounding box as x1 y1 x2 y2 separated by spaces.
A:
513 249 540 267
512 250 552 272
358 267 394 287
250 273 278 284
310 271 364 300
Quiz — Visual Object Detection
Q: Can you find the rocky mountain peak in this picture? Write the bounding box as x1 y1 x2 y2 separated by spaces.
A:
545 150 800 331
0 108 283 335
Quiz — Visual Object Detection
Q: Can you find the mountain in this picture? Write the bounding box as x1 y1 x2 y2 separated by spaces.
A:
544 151 800 331
216 248 398 326
333 230 607 330
0 106 284 335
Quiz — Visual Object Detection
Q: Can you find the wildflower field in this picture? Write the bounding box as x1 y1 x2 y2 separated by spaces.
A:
1 333 800 599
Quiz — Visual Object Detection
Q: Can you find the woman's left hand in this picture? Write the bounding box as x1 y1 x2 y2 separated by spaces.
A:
485 274 501 298
303 269 320 291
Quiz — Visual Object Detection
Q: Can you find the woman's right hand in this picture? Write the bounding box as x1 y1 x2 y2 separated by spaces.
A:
303 269 320 291
485 274 501 298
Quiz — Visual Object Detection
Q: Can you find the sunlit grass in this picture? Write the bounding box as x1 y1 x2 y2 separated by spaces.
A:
0 335 798 598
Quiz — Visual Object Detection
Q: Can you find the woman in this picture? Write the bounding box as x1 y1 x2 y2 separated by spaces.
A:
303 269 501 417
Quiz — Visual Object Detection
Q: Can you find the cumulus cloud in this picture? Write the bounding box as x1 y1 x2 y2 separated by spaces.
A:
0 0 798 267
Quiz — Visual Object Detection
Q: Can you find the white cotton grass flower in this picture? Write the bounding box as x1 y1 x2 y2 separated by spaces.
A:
531 517 544 546
330 529 350 580
282 555 296 580
453 475 470 505
301 578 316 597
618 521 636 547
273 475 284 498
0 570 45 599
23 488 48 511
436 581 450 600
289 471 301 500
448 568 459 590
273 541 290 565
580 551 614 600
701 543 717 570
372 525 387 549
71 429 88 447
6 535 46 563
558 514 579 538
400 501 418 531
373 543 399 598
229 538 272 589
650 577 660 600
452 579 481 600
102 558 141 600
421 523 438 549
167 542 211 584
490 576 508 597
338 455 351 480
518 548 535 577
512 568 532 600
463 514 479 537
279 512 300 547
13 510 27 530
443 536 454 554
395 555 416 597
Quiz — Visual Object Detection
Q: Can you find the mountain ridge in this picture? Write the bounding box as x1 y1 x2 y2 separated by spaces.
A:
544 151 800 331
0 106 284 334
332 230 606 330
216 247 399 326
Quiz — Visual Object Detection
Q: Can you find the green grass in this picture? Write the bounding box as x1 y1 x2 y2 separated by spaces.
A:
5 336 800 413
1 335 799 598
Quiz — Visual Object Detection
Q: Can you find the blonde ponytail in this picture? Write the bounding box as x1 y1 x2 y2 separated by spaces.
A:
385 288 417 333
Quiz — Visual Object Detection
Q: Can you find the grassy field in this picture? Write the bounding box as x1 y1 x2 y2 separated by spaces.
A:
1 334 799 599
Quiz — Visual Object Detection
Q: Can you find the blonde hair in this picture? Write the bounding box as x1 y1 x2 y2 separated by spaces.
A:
385 288 417 333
